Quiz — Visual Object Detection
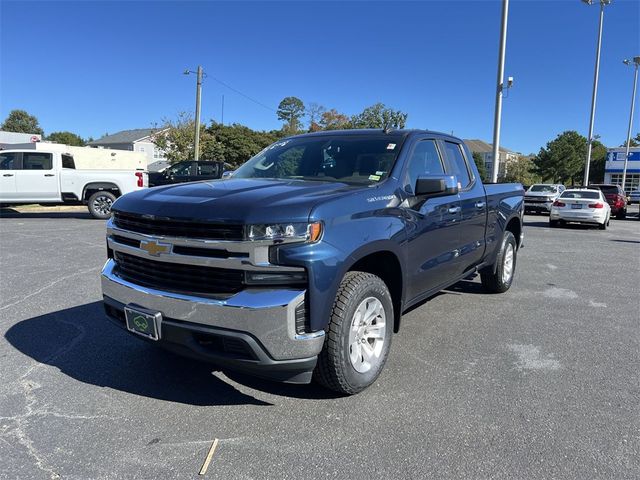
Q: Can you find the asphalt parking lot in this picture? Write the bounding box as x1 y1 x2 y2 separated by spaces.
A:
1 208 639 479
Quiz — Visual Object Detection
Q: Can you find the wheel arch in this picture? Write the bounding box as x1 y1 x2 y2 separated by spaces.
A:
345 248 404 334
82 182 122 202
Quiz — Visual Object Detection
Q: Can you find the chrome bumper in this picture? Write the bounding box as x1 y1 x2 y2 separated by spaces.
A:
101 260 324 361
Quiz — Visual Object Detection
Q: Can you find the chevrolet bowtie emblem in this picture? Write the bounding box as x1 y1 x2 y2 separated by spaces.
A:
140 239 171 256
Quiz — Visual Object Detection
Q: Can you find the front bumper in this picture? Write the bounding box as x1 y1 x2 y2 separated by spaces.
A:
101 260 325 383
524 201 553 212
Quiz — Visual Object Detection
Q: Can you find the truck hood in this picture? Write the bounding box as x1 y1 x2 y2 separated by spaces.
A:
112 178 360 224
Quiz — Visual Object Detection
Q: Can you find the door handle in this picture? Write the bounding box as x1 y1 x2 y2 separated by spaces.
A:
2 174 13 177
475 201 486 209
44 174 55 177
448 206 461 214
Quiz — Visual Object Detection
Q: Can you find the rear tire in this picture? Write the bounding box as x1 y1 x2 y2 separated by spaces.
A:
87 191 116 219
549 219 559 228
616 209 626 220
599 215 609 230
313 271 393 395
481 231 517 294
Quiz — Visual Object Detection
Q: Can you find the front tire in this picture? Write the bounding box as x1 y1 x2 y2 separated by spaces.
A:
313 271 393 395
481 231 517 293
87 191 116 219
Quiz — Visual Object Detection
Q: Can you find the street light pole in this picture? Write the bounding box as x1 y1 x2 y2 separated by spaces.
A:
184 66 204 160
490 0 509 183
621 56 640 193
582 0 611 187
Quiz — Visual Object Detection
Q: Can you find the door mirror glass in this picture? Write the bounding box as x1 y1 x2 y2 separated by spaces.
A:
414 175 459 197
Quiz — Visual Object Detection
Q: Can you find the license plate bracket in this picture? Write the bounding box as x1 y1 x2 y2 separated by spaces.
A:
125 305 161 341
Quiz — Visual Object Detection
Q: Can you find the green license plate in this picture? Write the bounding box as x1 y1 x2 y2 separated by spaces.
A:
124 306 161 341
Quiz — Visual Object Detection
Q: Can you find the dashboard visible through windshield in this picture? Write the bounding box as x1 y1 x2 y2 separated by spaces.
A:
233 135 405 185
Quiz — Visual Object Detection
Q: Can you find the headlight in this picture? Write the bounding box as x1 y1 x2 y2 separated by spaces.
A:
247 222 322 243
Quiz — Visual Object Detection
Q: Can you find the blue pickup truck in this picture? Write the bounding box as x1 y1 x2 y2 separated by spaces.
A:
101 129 524 394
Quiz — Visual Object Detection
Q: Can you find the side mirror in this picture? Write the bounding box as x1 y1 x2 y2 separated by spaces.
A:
221 170 234 178
414 175 459 197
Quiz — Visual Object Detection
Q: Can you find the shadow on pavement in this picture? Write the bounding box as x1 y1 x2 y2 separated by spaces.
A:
0 208 94 220
5 301 281 406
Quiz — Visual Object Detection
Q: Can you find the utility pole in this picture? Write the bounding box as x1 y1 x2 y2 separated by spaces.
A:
582 0 611 186
194 66 203 160
621 56 640 193
184 66 204 160
490 0 510 183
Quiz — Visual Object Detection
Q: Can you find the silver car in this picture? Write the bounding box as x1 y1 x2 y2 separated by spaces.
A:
549 188 611 230
524 184 565 214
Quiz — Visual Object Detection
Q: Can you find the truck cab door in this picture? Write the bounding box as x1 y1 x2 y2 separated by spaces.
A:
401 137 463 301
441 141 487 276
15 152 60 201
195 161 221 181
0 152 20 200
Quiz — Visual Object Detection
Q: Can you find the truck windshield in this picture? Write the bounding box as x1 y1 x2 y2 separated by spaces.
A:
233 135 405 185
529 185 556 193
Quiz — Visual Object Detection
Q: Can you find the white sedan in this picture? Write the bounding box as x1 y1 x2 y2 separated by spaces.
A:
549 188 611 230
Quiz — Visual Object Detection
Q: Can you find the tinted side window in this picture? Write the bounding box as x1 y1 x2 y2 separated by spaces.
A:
404 140 443 193
0 152 20 170
444 142 472 188
23 153 53 170
62 154 75 169
198 162 218 176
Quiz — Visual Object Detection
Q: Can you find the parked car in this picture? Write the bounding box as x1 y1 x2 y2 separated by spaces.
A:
101 129 524 394
0 149 146 219
549 188 610 229
524 184 565 214
148 160 224 187
589 184 627 219
628 188 640 204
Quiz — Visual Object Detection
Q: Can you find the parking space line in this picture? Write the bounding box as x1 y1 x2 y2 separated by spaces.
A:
198 438 219 476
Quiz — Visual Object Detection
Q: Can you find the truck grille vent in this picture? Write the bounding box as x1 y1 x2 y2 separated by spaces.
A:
114 252 243 297
295 299 311 334
113 212 244 241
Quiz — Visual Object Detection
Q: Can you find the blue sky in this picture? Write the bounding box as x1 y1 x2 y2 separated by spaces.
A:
1 0 639 154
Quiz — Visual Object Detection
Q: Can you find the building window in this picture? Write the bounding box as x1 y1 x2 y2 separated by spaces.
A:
609 173 640 194
153 148 164 159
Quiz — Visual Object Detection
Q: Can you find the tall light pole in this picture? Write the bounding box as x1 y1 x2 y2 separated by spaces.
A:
582 0 611 187
490 0 510 183
621 56 640 193
184 66 204 160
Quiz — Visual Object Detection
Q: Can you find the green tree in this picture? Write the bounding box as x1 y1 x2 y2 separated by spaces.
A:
151 112 212 163
47 131 86 146
307 102 326 132
472 152 488 182
504 156 538 185
1 109 44 135
277 97 305 135
532 131 587 185
204 122 283 168
619 133 640 147
588 140 607 183
319 109 351 130
350 103 408 130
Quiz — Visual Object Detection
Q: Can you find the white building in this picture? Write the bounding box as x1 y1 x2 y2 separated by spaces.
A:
604 147 640 194
0 130 42 148
88 128 168 167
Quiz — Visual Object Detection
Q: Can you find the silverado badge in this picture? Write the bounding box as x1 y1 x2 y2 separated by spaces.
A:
140 239 171 256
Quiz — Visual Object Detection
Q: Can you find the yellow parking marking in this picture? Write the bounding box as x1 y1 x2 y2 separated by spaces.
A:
198 438 219 476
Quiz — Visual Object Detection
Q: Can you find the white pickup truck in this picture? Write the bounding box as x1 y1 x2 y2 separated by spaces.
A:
0 149 147 219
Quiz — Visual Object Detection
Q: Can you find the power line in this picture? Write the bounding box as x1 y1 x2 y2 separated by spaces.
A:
206 75 277 113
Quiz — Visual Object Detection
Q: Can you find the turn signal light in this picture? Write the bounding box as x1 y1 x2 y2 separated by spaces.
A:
553 201 565 207
308 222 323 243
589 202 604 208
